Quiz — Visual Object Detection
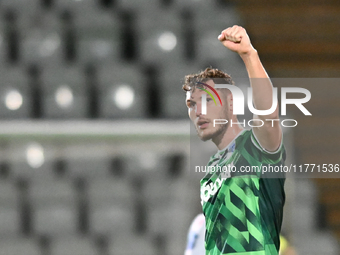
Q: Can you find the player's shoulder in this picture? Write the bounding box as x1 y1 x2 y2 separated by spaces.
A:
249 129 286 166
234 129 253 149
235 129 285 161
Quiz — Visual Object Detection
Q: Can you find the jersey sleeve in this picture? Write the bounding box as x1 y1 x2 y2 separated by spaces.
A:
250 129 285 164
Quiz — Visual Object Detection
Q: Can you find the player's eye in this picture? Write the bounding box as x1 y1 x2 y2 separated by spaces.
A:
187 100 195 108
207 98 213 102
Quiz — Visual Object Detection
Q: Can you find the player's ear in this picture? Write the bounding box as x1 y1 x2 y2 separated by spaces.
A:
186 91 192 116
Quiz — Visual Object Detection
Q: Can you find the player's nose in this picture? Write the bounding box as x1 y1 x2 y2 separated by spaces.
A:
195 102 203 117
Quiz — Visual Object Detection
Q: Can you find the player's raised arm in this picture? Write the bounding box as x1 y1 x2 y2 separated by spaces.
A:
218 25 282 152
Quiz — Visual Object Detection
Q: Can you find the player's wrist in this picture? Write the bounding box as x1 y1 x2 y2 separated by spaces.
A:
239 47 257 59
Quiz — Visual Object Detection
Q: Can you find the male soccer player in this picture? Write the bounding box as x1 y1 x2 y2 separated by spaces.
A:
183 26 286 254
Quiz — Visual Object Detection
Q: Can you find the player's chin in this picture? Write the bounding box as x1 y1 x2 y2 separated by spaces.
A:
198 124 227 141
197 128 214 141
198 134 210 141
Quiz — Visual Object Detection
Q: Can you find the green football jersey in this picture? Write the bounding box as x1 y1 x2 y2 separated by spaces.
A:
200 130 286 255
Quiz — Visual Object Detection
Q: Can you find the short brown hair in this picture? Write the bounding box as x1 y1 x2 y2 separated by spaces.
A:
182 67 234 92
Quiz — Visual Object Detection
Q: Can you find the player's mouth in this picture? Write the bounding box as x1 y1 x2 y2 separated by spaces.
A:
197 119 210 129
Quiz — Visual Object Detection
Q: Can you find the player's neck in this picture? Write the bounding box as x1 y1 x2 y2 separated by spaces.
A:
213 123 244 150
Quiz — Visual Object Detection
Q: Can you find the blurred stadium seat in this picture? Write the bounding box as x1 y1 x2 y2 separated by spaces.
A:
194 29 239 65
54 0 100 12
96 62 147 118
143 180 173 208
29 179 78 236
8 142 59 181
108 233 157 255
0 66 32 119
89 205 134 236
0 237 42 255
40 64 89 118
147 205 192 255
88 179 135 235
144 176 195 211
0 180 19 207
87 178 134 210
64 155 111 180
0 207 21 235
0 22 7 63
50 236 98 255
123 149 161 179
0 0 42 17
173 0 213 8
18 12 64 66
136 9 186 67
188 4 240 30
73 9 121 65
0 180 21 236
116 0 162 11
172 0 240 27
143 166 196 255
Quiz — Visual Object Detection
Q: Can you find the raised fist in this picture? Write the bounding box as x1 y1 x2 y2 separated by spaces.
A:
218 25 256 56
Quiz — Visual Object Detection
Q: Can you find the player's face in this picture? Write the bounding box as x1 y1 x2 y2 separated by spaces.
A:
186 80 230 141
